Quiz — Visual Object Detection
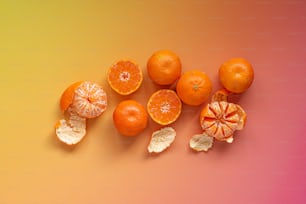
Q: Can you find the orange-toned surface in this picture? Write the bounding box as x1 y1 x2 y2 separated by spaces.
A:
1 1 306 203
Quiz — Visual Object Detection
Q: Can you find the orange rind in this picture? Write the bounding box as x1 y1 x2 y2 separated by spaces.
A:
60 81 84 112
55 108 87 145
189 132 214 152
148 127 176 153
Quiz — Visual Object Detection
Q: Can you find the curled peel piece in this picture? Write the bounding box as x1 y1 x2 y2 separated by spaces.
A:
55 109 87 145
190 132 214 152
148 127 176 153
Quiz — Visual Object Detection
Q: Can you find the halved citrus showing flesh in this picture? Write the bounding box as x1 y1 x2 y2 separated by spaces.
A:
176 70 212 106
219 58 254 94
147 89 182 125
113 100 148 137
200 101 247 143
147 50 182 85
108 60 143 95
71 81 107 118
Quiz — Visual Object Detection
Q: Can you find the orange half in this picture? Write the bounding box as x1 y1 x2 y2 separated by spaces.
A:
108 60 143 95
147 89 182 125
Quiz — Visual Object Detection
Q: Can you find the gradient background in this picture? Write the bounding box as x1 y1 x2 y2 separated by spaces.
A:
1 1 306 203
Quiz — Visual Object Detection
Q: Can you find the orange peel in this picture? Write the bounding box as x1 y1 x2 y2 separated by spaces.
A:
189 132 214 152
148 127 176 153
55 108 87 145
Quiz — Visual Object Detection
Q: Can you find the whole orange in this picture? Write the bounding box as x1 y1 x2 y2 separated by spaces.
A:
176 70 212 106
219 58 254 94
113 100 148 137
147 50 182 85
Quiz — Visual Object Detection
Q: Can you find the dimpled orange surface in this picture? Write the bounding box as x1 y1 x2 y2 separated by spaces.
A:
1 1 306 204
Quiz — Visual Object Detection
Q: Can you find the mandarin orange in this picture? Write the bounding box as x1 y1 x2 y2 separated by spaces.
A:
219 58 254 94
176 70 212 106
147 50 181 85
113 100 148 136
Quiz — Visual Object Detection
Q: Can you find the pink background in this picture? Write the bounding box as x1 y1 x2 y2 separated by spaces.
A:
1 1 305 203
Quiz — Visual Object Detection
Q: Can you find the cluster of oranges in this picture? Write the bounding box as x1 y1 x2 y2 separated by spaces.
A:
55 50 254 153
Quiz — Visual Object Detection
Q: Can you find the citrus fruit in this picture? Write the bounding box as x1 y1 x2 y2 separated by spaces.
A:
55 108 87 145
60 81 107 118
113 100 148 137
219 58 254 94
108 60 143 95
148 127 176 153
147 50 182 85
176 70 212 106
211 89 230 102
71 81 108 118
200 101 247 143
60 81 84 112
147 89 182 125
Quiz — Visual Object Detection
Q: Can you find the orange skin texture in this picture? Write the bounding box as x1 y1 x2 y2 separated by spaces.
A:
176 70 212 106
113 100 148 137
60 81 84 112
219 58 254 94
147 50 182 85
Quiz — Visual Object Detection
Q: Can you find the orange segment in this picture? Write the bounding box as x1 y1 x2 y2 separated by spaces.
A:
72 81 107 119
60 81 84 112
200 101 247 143
147 89 182 125
108 60 143 95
